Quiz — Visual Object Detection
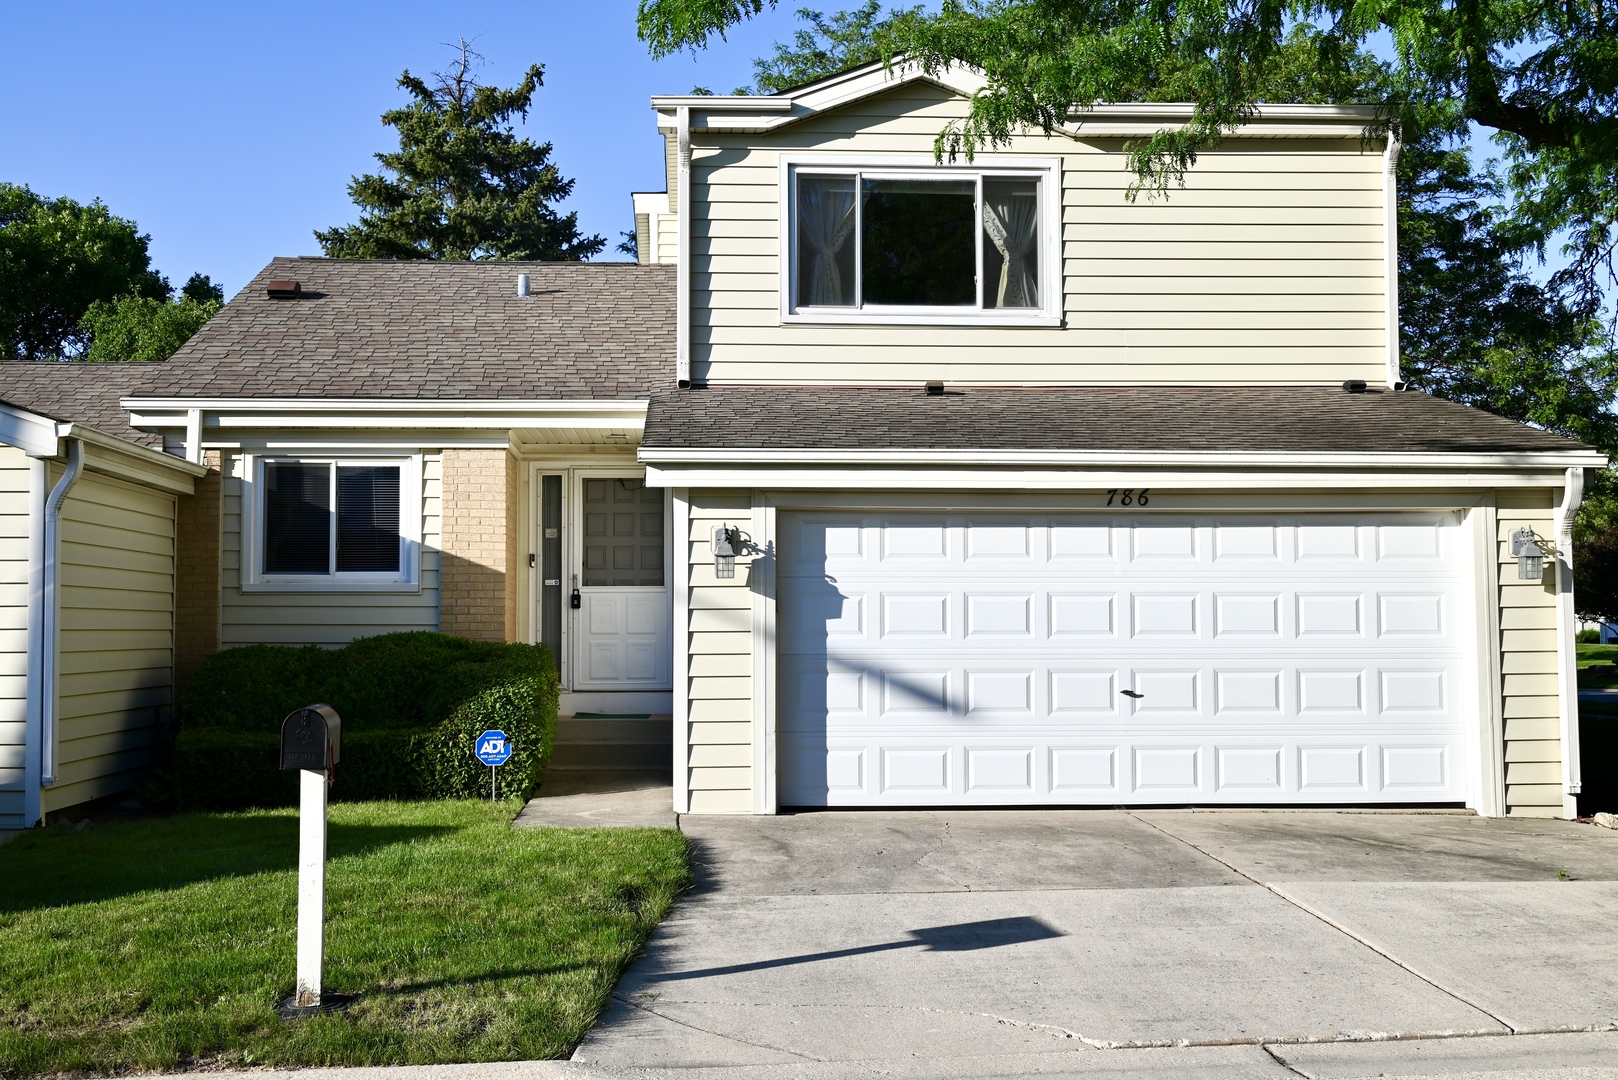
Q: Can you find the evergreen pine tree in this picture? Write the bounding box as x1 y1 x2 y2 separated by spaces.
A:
317 41 604 261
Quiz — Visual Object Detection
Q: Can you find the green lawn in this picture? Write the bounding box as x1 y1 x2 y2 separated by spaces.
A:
0 799 689 1075
1579 642 1618 690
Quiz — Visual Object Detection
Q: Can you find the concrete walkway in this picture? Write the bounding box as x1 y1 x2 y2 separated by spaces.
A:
513 770 675 830
571 808 1618 1077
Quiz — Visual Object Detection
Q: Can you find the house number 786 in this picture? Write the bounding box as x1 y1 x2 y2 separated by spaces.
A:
1106 489 1150 506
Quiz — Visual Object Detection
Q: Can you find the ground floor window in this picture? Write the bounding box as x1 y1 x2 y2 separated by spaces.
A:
245 455 420 590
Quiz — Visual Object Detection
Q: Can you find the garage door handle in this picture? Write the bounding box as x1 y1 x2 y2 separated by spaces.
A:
1120 690 1144 699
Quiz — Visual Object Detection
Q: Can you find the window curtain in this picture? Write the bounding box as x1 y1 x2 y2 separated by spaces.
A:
983 189 1040 308
798 179 857 305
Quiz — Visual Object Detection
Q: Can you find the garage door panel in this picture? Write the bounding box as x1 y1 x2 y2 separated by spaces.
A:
1215 593 1283 637
1129 522 1200 561
1216 746 1285 792
778 511 1470 806
1213 522 1282 561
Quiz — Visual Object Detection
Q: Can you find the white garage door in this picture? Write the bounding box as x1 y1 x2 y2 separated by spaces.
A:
777 512 1473 806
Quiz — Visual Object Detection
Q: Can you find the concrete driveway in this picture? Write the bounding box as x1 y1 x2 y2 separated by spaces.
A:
573 809 1618 1078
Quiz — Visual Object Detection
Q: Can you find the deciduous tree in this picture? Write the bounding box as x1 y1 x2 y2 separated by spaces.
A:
639 0 1618 319
0 184 169 361
78 294 222 364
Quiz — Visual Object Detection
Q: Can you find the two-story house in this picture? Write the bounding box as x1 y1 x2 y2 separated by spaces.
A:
0 60 1600 828
634 62 1602 819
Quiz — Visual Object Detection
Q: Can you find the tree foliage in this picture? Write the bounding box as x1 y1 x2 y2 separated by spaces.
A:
638 0 1618 319
0 183 169 361
78 294 222 364
316 41 604 261
181 273 224 305
750 1 922 92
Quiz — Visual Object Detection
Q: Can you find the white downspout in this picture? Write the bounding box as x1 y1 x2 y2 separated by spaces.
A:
41 438 84 788
676 104 692 388
1554 466 1585 819
23 458 46 824
1383 128 1402 389
184 408 203 465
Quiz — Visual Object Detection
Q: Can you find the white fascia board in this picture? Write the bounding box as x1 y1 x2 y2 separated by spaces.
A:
654 62 1377 137
650 96 795 110
632 191 668 214
0 402 62 457
644 464 1588 491
656 62 987 134
123 398 649 432
1067 102 1381 122
638 447 1608 469
63 425 207 475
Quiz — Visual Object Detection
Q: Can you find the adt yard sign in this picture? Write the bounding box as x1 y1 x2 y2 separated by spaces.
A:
475 729 512 801
476 730 512 766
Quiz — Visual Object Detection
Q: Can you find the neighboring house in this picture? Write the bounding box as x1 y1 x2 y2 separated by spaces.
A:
0 61 1603 826
0 366 208 828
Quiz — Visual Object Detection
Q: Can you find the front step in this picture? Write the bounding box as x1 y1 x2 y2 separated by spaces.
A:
556 717 670 744
549 714 672 771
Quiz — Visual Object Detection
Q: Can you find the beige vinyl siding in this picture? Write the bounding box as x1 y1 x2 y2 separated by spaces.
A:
665 132 679 213
689 81 1388 386
0 447 31 827
657 211 680 267
1497 490 1563 817
685 491 752 813
634 213 652 266
219 451 442 647
42 469 176 814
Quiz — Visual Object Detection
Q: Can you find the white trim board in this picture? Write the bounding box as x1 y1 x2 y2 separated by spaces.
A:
641 447 1605 469
644 465 1595 493
654 59 1377 138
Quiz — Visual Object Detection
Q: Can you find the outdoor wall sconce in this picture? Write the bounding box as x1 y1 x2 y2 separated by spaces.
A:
713 525 741 579
1511 527 1548 580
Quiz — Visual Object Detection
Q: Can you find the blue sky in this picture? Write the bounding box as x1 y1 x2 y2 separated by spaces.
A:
3 1 793 298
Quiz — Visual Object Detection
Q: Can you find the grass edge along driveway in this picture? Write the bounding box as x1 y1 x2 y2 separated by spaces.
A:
0 799 689 1075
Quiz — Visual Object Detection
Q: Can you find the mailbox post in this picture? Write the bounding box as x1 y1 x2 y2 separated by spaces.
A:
277 704 344 1017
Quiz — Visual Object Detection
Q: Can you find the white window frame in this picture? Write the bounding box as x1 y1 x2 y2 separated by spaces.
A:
240 452 423 593
778 153 1062 327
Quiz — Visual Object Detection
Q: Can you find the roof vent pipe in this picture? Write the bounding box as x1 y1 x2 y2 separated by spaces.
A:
517 274 530 298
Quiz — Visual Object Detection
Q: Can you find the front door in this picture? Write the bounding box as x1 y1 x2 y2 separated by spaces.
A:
571 473 671 690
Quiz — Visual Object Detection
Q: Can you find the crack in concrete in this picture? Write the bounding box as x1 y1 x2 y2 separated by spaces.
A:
1262 1042 1312 1078
1126 812 1520 1034
608 997 1618 1055
912 813 973 892
624 997 1086 1042
600 993 824 1062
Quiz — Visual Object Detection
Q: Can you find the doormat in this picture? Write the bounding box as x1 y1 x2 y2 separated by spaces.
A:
573 712 654 720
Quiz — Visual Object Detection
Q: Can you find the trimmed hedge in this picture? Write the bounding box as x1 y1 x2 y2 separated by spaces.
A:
149 632 558 810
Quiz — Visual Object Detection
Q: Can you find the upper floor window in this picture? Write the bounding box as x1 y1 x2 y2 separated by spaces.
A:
242 454 421 592
784 159 1059 325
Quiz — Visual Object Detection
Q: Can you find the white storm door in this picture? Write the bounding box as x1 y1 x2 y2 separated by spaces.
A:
572 473 671 690
777 511 1471 807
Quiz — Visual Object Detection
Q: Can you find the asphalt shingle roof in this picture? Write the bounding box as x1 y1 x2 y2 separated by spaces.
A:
0 363 167 448
139 257 675 399
643 384 1592 455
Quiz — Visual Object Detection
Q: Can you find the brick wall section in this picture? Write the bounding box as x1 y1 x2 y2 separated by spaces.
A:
505 449 519 639
174 449 221 694
441 448 517 642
